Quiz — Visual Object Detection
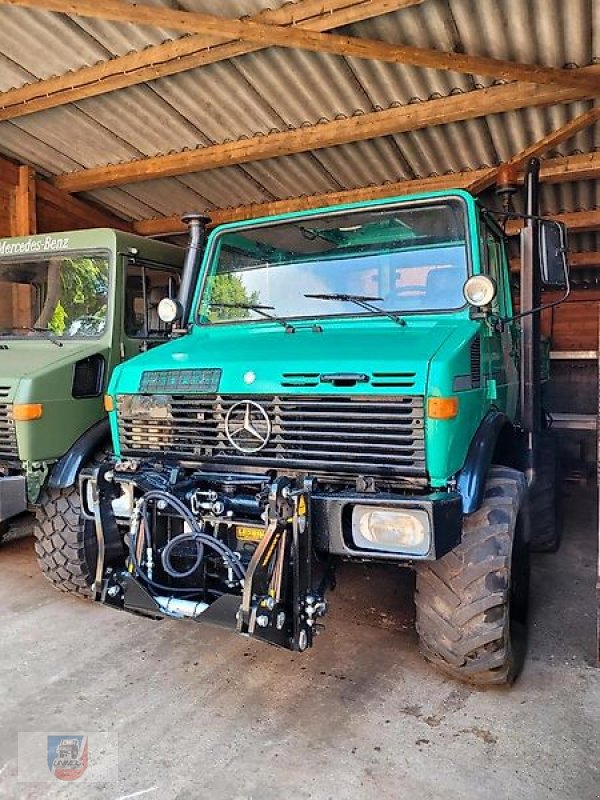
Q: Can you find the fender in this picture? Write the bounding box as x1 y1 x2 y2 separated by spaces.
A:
457 411 514 514
48 418 110 490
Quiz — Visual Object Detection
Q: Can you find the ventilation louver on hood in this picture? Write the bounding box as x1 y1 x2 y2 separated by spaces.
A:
281 373 320 387
281 371 416 389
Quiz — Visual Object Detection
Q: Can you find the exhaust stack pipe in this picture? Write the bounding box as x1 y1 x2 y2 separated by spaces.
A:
177 212 211 326
519 158 541 437
157 213 211 329
519 158 542 483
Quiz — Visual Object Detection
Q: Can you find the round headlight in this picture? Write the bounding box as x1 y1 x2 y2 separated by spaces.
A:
157 297 182 324
463 275 497 308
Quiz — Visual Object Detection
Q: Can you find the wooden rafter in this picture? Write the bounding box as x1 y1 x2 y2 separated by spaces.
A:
53 67 600 193
0 0 422 121
506 210 600 236
1 0 599 94
469 104 600 194
144 207 600 236
135 207 600 238
132 152 600 237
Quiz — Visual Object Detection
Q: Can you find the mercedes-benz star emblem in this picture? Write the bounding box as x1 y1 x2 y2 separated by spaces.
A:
224 401 271 453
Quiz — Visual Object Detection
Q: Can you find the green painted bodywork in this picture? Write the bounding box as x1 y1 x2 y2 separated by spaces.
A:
0 228 183 499
108 190 520 489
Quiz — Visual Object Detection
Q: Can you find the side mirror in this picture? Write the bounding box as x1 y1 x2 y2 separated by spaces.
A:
539 220 568 287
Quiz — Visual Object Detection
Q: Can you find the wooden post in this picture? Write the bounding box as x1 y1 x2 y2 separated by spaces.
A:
13 165 37 236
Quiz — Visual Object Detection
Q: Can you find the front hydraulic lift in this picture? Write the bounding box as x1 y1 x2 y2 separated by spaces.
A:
238 478 326 651
83 469 327 652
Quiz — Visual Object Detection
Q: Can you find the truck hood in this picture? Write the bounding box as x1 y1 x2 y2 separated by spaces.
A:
111 317 463 397
0 341 104 400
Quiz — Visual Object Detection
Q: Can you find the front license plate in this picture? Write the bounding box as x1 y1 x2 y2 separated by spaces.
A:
236 525 265 542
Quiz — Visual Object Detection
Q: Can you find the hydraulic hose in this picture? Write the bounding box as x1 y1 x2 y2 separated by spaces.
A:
161 532 204 579
129 489 246 585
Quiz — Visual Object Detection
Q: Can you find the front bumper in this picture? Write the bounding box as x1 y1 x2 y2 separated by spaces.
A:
312 490 463 561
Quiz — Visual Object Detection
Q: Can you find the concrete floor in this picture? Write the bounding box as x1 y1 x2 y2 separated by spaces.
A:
0 487 599 800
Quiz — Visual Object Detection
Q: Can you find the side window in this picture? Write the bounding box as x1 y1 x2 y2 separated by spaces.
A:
125 262 180 339
483 230 512 316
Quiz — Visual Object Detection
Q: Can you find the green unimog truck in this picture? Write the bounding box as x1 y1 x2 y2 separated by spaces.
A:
77 159 567 684
0 228 183 592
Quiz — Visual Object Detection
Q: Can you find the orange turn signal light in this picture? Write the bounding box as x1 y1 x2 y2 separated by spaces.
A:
13 403 43 421
104 395 115 412
427 396 459 420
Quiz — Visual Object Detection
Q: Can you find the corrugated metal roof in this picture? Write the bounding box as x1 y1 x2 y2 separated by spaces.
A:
0 0 597 231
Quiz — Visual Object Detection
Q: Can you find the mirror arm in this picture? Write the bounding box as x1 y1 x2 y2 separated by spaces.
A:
497 273 571 327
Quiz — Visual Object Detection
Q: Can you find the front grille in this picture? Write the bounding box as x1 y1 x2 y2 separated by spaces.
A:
0 403 18 459
118 394 426 483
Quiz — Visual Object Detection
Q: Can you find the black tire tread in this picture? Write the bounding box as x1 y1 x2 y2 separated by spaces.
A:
528 433 561 552
33 448 107 597
415 466 527 685
34 486 94 596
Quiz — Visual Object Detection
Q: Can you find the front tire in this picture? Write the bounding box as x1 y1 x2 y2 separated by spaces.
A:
34 484 98 597
415 466 529 685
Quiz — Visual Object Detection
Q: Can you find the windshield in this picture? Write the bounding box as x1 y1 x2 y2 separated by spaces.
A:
199 200 469 324
0 251 110 338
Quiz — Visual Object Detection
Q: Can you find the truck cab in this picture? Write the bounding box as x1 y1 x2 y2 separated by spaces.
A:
82 179 568 685
0 228 183 591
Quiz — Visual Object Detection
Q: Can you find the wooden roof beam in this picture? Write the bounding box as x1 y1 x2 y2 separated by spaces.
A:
136 209 600 239
0 0 423 121
132 153 600 237
1 0 599 94
506 210 600 236
54 66 600 193
469 104 600 194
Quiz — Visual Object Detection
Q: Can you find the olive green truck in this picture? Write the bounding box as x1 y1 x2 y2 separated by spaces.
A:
0 228 183 591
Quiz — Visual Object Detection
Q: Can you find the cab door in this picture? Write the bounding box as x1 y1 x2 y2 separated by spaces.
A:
481 224 519 418
121 259 181 360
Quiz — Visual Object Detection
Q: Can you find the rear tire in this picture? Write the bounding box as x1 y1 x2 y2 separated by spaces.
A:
415 466 529 685
528 432 561 553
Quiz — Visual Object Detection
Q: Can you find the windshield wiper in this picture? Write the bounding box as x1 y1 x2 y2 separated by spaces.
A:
208 302 295 333
0 326 63 346
304 294 406 326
